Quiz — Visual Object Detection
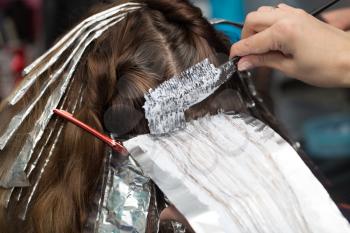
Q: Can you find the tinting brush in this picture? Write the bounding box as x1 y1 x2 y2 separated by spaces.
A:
157 1 342 137
311 0 340 16
144 57 239 135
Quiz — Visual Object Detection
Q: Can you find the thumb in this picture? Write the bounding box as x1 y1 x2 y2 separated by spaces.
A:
237 52 291 72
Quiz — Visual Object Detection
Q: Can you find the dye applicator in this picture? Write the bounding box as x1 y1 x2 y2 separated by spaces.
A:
143 57 240 135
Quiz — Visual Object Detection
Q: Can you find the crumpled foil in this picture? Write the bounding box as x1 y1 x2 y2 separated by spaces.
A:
93 151 153 233
84 150 191 233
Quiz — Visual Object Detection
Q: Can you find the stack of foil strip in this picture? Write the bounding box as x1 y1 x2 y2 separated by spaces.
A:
0 2 142 191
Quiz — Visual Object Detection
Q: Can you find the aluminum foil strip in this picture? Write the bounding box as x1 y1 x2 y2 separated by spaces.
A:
94 151 152 233
11 118 60 203
0 19 132 189
27 83 82 178
124 113 350 233
9 2 142 105
12 120 58 202
19 124 64 220
144 58 236 135
14 82 82 215
17 84 83 218
0 21 107 187
23 2 141 75
0 69 72 188
0 11 138 150
85 150 112 233
9 3 141 105
2 118 63 208
14 84 83 207
0 15 130 151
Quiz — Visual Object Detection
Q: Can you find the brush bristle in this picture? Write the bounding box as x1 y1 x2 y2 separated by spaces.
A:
144 58 236 135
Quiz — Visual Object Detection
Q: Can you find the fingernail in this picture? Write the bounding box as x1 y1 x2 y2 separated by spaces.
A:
238 61 253 71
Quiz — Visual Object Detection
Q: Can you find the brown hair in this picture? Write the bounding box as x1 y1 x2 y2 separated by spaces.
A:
0 0 247 232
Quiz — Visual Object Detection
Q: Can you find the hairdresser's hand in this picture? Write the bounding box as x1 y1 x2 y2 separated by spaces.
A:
230 4 350 87
322 8 350 31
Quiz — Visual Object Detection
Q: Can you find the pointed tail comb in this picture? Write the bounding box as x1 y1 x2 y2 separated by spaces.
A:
53 109 128 155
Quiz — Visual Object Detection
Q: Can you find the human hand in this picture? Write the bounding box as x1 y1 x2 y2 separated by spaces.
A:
322 8 350 31
230 4 350 87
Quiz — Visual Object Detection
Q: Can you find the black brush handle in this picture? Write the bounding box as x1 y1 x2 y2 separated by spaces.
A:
311 0 341 16
213 0 341 29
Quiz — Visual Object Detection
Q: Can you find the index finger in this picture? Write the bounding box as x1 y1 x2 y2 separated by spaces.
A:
241 8 287 39
231 27 276 57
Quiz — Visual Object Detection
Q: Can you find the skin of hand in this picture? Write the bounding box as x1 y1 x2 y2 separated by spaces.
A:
230 4 350 87
322 8 350 31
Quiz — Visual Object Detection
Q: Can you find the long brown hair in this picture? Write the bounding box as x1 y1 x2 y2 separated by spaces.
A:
0 0 244 232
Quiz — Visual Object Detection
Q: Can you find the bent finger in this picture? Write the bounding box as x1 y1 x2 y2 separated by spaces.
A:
257 6 276 12
231 28 277 57
277 3 296 11
241 10 286 39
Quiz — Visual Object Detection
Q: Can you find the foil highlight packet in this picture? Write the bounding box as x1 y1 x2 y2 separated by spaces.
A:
125 113 350 233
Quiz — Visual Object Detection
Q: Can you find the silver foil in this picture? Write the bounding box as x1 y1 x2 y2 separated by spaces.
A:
24 2 141 73
125 113 350 233
9 2 142 105
94 151 152 233
17 87 83 219
23 2 141 75
0 12 138 151
144 58 236 135
0 15 137 188
19 124 64 220
10 82 78 206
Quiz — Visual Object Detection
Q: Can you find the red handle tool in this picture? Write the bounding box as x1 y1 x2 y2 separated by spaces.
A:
53 109 128 155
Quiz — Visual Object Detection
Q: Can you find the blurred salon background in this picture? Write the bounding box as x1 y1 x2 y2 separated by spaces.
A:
1 0 350 206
